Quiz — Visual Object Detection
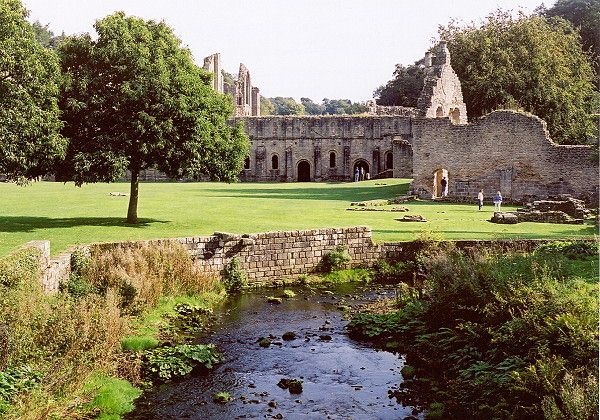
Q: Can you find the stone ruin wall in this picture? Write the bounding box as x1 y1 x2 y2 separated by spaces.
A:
411 110 599 202
236 116 413 181
30 228 592 293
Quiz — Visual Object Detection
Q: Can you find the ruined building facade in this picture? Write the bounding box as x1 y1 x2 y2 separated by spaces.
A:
206 43 598 203
203 53 260 117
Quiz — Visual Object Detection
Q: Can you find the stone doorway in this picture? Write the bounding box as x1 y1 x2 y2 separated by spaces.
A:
432 168 448 198
297 160 311 182
353 160 370 181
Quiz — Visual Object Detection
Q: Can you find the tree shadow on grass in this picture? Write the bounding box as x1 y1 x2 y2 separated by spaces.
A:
199 183 409 202
0 216 167 233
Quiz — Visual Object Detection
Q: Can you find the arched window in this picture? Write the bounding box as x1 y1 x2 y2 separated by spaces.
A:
385 152 393 170
272 154 279 170
244 157 250 170
329 152 336 168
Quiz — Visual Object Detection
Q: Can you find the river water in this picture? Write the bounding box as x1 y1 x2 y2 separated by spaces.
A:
129 282 421 420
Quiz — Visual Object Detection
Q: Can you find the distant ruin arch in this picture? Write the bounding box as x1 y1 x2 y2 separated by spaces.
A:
433 168 448 198
353 159 370 181
435 106 444 118
329 151 336 168
271 154 279 170
449 108 460 124
297 160 311 182
385 151 393 170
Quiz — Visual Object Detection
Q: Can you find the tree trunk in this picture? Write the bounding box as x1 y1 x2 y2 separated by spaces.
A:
127 168 139 224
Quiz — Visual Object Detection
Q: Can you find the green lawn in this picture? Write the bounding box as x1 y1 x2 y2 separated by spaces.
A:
0 179 596 255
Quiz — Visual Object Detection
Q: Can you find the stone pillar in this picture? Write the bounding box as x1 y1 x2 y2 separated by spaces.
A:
255 145 266 180
392 138 413 178
314 145 322 181
285 147 293 181
343 143 351 180
372 147 380 176
251 87 260 116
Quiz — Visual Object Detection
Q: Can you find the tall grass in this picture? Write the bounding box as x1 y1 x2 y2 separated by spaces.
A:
0 241 220 419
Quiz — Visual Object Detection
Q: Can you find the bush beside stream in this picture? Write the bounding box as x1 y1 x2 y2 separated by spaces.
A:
0 242 224 419
348 241 599 419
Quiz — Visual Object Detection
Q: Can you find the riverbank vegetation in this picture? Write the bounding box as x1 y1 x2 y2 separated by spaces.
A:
0 241 224 419
348 240 599 419
1 180 597 256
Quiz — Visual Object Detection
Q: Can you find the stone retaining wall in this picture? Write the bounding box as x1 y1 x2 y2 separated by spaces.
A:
26 227 596 292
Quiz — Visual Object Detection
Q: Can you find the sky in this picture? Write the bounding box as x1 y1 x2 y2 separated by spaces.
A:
23 0 544 102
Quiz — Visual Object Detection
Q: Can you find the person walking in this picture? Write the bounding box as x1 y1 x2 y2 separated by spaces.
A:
360 167 365 181
493 191 502 211
440 177 448 197
354 167 359 182
477 189 484 211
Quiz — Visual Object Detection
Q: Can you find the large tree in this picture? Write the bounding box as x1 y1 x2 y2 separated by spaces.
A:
544 0 600 76
373 63 426 107
0 0 66 181
439 11 598 144
58 12 248 223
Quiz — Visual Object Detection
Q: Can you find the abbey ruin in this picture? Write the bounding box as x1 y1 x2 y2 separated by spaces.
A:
204 43 598 203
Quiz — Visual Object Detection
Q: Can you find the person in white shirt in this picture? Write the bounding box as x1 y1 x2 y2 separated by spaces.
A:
477 189 484 210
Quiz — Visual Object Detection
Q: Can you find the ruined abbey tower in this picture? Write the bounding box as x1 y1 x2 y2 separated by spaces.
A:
203 53 260 117
203 44 598 203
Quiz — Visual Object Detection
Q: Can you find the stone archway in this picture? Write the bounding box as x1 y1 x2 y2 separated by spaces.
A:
432 168 449 198
297 160 311 182
449 108 460 124
353 159 370 181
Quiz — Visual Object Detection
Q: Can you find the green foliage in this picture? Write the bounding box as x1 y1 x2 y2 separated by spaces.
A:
70 247 92 274
534 240 597 258
0 247 41 288
83 373 141 420
260 95 276 115
0 366 42 411
544 0 600 76
266 97 305 115
60 273 95 299
121 336 159 352
321 98 368 115
144 344 221 380
373 260 415 283
212 391 231 403
222 257 247 292
282 289 296 298
350 245 599 418
57 12 249 222
0 0 67 181
319 246 351 273
30 20 66 49
374 63 426 107
322 268 372 283
439 10 599 144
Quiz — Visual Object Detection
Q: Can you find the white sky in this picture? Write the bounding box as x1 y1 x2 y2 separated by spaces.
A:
23 0 544 102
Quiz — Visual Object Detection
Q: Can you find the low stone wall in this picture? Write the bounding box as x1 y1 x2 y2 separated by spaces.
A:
24 240 70 293
24 227 597 292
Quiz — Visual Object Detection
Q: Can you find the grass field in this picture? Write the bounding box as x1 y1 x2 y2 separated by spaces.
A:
0 179 596 255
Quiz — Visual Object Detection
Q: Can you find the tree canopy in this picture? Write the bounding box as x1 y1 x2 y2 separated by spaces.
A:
373 63 426 107
439 10 599 144
31 20 66 49
0 0 66 181
544 0 600 75
260 97 367 116
57 12 248 223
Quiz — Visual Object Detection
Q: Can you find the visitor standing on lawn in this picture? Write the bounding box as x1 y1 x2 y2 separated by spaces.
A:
477 189 484 210
493 191 502 211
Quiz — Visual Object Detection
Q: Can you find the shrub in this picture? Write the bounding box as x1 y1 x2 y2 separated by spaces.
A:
0 366 42 411
144 344 221 380
222 257 247 292
70 247 92 274
535 241 597 258
0 247 41 288
320 246 351 273
374 260 415 284
60 273 95 299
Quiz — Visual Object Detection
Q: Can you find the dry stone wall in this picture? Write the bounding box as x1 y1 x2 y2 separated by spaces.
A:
411 110 599 203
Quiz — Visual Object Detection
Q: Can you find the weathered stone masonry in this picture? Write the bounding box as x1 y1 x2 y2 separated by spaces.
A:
31 227 593 293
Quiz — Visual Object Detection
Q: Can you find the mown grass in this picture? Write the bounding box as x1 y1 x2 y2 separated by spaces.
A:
0 180 596 255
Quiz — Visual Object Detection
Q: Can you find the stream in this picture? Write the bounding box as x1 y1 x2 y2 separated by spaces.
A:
129 282 421 420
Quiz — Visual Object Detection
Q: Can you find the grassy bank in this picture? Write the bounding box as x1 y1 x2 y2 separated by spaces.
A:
1 180 596 255
347 240 599 419
0 241 224 419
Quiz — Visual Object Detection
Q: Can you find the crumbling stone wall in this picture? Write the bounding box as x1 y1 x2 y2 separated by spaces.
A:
236 116 412 181
202 53 224 93
416 42 467 124
411 110 599 202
